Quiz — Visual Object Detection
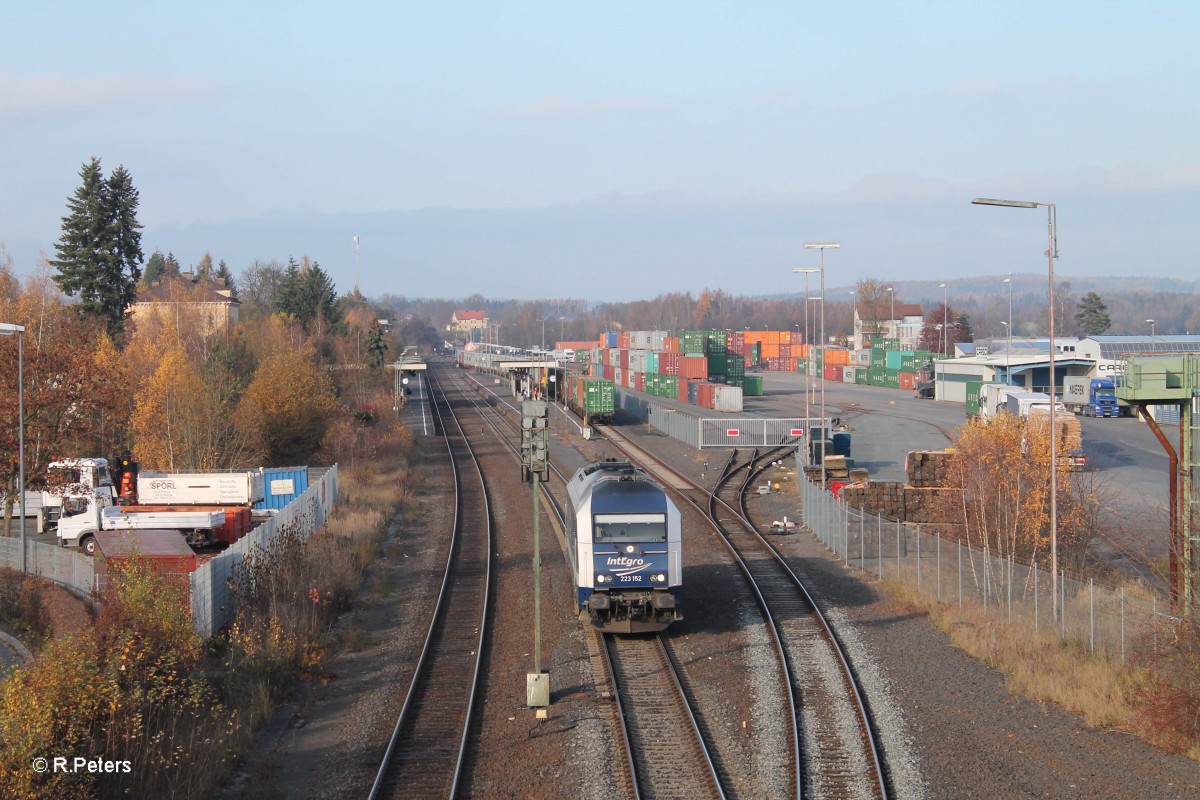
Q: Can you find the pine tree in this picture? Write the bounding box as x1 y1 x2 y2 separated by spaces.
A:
51 158 144 338
215 259 237 297
144 250 166 285
1074 292 1111 335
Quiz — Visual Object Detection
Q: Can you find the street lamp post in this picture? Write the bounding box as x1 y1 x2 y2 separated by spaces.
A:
999 321 1010 382
538 318 546 352
939 283 948 355
887 286 895 340
559 316 565 345
973 197 1059 619
794 269 818 464
848 290 857 347
1003 275 1013 382
1147 319 1157 338
800 241 840 487
0 323 25 573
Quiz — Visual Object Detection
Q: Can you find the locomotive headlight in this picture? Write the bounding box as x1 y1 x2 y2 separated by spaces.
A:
649 572 667 583
625 544 636 554
595 573 610 584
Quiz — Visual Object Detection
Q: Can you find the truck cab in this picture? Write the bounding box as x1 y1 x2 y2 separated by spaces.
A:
56 490 112 555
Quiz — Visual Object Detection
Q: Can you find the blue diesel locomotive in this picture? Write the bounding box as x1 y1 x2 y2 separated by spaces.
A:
566 460 683 633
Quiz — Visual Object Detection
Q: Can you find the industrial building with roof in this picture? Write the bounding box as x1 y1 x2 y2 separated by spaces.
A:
934 334 1200 422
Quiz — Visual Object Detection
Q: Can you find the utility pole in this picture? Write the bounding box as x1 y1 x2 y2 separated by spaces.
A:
353 235 360 295
521 400 550 713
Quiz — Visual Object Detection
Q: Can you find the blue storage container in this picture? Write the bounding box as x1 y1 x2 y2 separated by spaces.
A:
832 432 852 457
256 467 310 510
604 332 618 348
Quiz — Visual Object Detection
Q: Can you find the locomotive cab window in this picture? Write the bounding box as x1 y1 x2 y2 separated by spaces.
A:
593 513 666 543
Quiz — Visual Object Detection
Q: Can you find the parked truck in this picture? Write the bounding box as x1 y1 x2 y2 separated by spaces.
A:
979 384 1022 419
1004 391 1068 419
6 457 115 533
57 490 226 555
1061 376 1121 417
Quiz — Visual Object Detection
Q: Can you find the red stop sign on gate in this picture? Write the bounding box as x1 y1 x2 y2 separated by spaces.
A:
726 429 740 437
790 428 805 437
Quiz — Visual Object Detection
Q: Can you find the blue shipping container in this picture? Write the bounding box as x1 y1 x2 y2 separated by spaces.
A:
256 467 310 510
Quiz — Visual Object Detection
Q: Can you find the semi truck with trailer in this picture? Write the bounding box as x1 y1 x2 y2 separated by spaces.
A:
1061 376 1121 417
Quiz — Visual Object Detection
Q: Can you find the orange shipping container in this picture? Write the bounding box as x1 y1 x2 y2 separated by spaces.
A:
662 337 680 353
762 343 780 359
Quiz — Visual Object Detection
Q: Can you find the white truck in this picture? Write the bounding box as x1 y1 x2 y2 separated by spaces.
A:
57 490 225 556
1004 391 1068 418
979 384 1022 420
135 470 264 506
7 457 115 533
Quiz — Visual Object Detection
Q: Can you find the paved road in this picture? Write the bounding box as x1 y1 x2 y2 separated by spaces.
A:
753 371 1172 557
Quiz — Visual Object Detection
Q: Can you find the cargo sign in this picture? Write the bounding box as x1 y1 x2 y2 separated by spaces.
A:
726 429 740 436
790 429 805 437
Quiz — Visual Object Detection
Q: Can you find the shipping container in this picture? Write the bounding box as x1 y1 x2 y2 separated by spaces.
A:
824 364 843 382
842 366 857 383
567 375 616 419
658 351 680 376
662 336 680 353
619 348 629 370
743 375 764 396
680 355 709 380
687 380 700 404
604 332 618 348
898 372 917 391
137 471 264 506
679 378 691 402
95 529 198 594
645 351 659 375
712 384 744 413
965 381 983 415
635 372 645 392
257 467 309 511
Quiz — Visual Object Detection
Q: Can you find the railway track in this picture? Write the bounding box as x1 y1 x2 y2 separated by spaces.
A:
602 634 725 800
368 368 493 800
601 424 891 800
446 366 728 799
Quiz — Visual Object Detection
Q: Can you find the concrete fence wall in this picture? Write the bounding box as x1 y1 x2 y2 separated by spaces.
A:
190 465 339 637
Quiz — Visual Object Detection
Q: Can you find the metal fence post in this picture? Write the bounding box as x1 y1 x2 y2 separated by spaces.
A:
957 539 962 609
877 515 883 579
937 531 941 602
1089 578 1095 653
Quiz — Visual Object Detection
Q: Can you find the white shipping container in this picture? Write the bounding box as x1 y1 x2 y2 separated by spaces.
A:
649 330 668 351
843 366 857 383
854 349 872 366
137 471 265 505
613 367 624 387
712 385 744 413
629 349 648 374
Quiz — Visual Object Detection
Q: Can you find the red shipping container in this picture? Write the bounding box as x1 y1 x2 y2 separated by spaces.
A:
680 356 708 380
659 352 679 376
678 378 690 402
824 365 843 382
603 365 614 381
619 349 629 369
899 371 917 391
779 343 791 359
635 372 645 392
663 337 680 353
618 333 631 349
94 529 198 594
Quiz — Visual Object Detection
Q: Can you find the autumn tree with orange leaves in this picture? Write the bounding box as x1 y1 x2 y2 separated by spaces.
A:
935 413 1095 568
235 346 342 465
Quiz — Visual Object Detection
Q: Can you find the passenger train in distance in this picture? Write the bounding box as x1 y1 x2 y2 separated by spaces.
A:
566 460 683 633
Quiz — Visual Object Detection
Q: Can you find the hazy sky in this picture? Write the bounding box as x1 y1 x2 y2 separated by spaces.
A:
3 2 1198 301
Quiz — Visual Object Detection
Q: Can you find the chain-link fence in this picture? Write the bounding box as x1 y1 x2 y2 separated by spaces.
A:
799 473 1172 665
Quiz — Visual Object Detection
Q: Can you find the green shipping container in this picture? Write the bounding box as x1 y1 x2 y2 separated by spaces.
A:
573 377 614 415
706 353 727 376
743 375 764 396
965 381 983 415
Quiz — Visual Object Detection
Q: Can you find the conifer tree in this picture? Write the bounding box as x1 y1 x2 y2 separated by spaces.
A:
51 158 144 338
1074 292 1111 336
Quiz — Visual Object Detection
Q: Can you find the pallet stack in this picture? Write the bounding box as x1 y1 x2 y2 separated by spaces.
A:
905 450 956 488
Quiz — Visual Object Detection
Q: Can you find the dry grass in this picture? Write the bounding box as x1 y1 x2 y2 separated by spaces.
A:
883 579 1149 734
